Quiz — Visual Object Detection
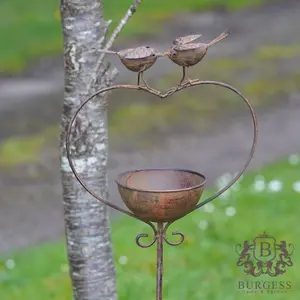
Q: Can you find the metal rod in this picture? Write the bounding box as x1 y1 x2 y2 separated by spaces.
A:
156 223 164 300
137 72 141 86
179 66 186 85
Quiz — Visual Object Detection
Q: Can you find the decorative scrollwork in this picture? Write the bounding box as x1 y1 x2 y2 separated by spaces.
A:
163 231 185 246
136 233 157 248
135 221 185 248
136 221 158 248
163 222 185 246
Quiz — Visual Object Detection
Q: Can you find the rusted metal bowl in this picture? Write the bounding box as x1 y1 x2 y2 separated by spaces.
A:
116 168 206 222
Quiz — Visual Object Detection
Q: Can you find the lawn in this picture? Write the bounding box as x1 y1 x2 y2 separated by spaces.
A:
1 154 299 299
0 0 265 73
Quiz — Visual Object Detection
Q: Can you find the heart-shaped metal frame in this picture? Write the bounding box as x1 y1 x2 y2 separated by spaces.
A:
66 80 257 224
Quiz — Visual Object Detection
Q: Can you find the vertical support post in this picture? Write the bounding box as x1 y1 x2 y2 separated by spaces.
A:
156 222 164 300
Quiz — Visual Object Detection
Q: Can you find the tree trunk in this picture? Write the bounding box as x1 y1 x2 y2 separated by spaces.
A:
60 0 117 299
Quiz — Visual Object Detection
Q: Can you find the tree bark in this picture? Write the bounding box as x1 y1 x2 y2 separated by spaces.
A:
60 0 117 299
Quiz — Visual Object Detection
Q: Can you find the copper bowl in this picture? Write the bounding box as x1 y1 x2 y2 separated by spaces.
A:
116 168 206 222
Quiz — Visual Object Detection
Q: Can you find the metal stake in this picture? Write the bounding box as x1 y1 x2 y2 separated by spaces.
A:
65 80 258 299
156 223 164 300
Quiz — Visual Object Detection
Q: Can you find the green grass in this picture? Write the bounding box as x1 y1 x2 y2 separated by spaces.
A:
1 154 300 299
0 0 265 73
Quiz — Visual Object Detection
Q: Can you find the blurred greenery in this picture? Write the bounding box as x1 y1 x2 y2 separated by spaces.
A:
1 155 299 299
0 126 58 167
0 0 265 73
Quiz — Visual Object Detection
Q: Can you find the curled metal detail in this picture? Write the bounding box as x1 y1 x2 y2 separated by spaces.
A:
163 222 185 246
135 222 185 248
136 221 158 248
163 232 185 246
136 233 158 248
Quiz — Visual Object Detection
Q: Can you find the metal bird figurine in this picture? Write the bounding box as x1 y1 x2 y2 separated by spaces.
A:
166 29 230 85
98 46 164 88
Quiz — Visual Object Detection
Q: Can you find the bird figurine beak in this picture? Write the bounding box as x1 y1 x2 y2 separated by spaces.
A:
156 52 166 57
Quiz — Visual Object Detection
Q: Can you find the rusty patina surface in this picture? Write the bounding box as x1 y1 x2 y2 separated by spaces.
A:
165 30 230 84
116 168 205 222
99 46 165 87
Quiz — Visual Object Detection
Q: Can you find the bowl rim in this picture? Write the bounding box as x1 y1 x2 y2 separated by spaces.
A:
115 168 206 193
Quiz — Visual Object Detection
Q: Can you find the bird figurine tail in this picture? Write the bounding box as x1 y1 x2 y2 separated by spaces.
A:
207 29 230 47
